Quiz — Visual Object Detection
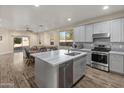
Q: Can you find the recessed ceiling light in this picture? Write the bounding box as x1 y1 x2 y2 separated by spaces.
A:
103 6 109 10
67 18 71 21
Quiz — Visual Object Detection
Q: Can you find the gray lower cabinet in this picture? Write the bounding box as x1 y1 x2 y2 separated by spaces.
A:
73 56 87 84
59 60 73 88
110 54 124 74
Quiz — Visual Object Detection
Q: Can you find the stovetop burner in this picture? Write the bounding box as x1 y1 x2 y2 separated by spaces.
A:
91 46 111 52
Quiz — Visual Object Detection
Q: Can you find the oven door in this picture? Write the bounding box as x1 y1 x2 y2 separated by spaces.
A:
91 52 108 65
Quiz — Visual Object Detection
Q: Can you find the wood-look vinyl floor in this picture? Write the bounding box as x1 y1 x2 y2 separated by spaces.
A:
0 52 124 88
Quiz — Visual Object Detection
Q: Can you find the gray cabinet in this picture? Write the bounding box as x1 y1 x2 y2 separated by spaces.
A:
73 26 80 42
73 56 87 84
110 54 124 74
80 26 85 42
59 60 73 88
110 18 123 42
73 26 85 42
122 18 124 42
94 22 101 34
85 24 93 42
94 21 110 34
73 18 124 43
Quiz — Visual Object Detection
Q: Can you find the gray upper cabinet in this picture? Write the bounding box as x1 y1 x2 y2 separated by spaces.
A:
110 18 123 42
73 26 85 42
94 21 110 34
94 22 101 34
73 18 124 43
121 18 124 42
110 54 124 74
73 26 80 42
85 24 94 42
80 26 85 42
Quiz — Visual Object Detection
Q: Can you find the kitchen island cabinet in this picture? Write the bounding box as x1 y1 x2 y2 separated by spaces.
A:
31 50 87 88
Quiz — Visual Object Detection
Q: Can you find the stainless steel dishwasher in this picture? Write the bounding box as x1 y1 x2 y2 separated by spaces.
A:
59 60 73 88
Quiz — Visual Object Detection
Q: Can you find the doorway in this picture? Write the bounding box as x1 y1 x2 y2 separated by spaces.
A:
14 36 30 52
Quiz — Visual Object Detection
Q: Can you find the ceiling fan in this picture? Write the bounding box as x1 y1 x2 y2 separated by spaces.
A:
16 24 44 33
26 27 33 32
25 25 34 32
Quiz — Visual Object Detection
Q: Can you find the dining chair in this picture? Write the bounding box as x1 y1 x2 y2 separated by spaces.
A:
23 48 34 66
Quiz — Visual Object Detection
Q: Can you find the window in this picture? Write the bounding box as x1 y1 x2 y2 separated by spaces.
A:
14 37 29 48
59 31 73 46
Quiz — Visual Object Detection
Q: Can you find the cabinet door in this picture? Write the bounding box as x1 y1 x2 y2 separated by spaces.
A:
85 24 93 42
73 58 81 83
122 18 124 42
79 26 85 42
73 26 85 42
73 56 86 84
94 21 110 34
110 54 124 74
80 56 87 75
102 21 110 33
94 22 101 34
110 18 123 42
73 27 80 42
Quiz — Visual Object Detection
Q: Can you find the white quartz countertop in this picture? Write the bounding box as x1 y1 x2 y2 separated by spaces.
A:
31 49 87 66
109 51 124 55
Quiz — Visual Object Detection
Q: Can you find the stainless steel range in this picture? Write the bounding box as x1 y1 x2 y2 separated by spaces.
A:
91 33 111 71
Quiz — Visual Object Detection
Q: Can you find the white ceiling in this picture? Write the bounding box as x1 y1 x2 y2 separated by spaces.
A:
0 5 124 32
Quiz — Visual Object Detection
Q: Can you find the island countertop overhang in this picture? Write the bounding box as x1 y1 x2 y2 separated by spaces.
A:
31 49 87 66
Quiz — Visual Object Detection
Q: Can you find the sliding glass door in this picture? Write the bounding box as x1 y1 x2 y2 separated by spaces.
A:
14 36 30 52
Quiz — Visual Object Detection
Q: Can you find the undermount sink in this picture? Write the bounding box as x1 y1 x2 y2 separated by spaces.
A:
65 52 81 56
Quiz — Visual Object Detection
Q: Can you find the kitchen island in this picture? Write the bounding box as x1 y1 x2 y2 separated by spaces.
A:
31 49 87 88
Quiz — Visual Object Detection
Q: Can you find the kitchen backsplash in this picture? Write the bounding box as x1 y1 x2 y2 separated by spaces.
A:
75 42 124 51
111 42 124 51
83 43 93 49
74 42 84 49
75 42 93 49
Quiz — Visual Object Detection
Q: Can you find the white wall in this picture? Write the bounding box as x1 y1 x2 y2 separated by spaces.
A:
39 31 59 46
0 28 13 55
0 28 38 55
12 30 38 47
